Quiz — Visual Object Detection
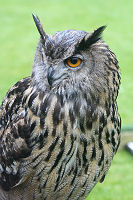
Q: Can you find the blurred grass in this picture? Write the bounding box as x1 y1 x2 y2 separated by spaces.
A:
0 0 133 199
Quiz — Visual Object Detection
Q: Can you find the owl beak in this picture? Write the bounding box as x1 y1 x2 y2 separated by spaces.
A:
47 65 55 86
47 65 66 87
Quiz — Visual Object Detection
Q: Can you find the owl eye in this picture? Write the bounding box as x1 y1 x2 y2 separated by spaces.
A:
65 57 82 68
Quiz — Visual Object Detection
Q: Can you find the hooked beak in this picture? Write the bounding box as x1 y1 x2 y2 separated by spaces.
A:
47 65 67 87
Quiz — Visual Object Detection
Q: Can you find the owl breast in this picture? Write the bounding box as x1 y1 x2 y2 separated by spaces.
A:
19 84 120 200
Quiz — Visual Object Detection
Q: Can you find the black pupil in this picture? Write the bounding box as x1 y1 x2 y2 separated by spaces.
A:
70 57 78 64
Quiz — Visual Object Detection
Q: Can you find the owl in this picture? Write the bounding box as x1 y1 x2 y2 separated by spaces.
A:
0 15 121 200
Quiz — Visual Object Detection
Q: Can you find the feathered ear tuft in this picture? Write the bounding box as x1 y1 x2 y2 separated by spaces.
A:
85 25 106 46
77 25 106 51
32 14 47 41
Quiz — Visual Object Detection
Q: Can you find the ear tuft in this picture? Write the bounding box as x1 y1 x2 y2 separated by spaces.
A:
86 25 106 45
77 25 106 51
32 14 47 41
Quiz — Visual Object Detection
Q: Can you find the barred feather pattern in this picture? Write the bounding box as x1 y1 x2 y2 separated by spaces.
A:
0 27 121 200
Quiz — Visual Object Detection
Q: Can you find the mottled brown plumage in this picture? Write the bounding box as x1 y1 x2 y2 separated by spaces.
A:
0 15 121 200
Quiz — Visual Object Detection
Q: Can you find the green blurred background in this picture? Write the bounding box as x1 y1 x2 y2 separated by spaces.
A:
0 0 133 199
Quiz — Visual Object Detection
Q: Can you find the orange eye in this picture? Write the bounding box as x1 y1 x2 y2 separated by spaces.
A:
66 57 82 68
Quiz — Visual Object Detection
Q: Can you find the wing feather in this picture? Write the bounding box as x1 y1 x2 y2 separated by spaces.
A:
0 77 31 190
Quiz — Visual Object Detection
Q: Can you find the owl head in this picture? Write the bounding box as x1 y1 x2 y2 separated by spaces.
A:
32 15 120 104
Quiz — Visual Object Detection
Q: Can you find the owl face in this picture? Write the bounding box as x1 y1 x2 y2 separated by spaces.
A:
32 15 120 103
